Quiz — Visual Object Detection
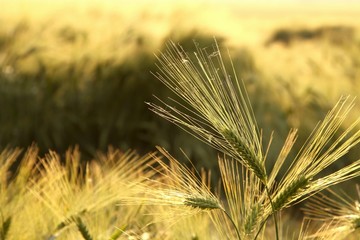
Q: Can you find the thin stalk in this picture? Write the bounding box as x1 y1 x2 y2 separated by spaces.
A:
265 185 279 240
253 217 266 240
222 209 242 240
253 185 279 240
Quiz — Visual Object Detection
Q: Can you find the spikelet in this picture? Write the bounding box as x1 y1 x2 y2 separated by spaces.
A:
184 197 222 210
272 175 309 211
244 203 263 235
222 129 266 182
125 147 223 216
75 217 93 240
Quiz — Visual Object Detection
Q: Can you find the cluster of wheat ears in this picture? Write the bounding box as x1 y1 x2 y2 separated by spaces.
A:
142 39 360 239
1 40 360 239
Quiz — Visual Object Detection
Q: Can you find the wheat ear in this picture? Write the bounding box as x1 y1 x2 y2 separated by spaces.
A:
75 217 93 240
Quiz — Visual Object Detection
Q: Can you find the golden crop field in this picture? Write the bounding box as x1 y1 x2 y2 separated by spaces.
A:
0 0 360 239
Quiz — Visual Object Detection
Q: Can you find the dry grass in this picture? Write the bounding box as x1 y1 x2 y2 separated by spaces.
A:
0 146 159 239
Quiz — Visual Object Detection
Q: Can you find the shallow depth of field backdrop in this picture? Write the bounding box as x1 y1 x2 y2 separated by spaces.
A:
1 0 360 214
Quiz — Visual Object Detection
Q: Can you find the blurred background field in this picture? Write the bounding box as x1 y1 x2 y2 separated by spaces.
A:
1 0 360 185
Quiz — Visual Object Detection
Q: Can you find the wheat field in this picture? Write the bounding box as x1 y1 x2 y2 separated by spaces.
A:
0 0 360 239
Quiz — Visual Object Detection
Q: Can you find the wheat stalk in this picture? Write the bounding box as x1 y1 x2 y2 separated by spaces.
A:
148 39 285 238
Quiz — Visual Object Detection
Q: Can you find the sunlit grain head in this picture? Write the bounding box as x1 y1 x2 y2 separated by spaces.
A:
148 39 267 182
218 156 265 238
301 185 360 240
127 147 223 213
267 96 360 215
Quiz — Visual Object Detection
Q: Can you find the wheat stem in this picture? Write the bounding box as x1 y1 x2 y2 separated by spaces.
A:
223 209 242 240
252 186 279 240
253 217 266 240
254 177 309 240
265 185 279 240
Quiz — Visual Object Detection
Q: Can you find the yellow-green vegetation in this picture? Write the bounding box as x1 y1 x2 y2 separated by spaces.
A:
1 0 360 239
147 39 360 239
302 185 360 239
0 146 145 239
1 0 360 172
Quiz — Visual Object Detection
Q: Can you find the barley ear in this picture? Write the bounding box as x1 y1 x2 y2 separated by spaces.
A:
244 203 263 235
75 217 93 240
0 216 11 240
222 129 266 182
54 209 88 233
273 175 309 211
184 197 223 210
